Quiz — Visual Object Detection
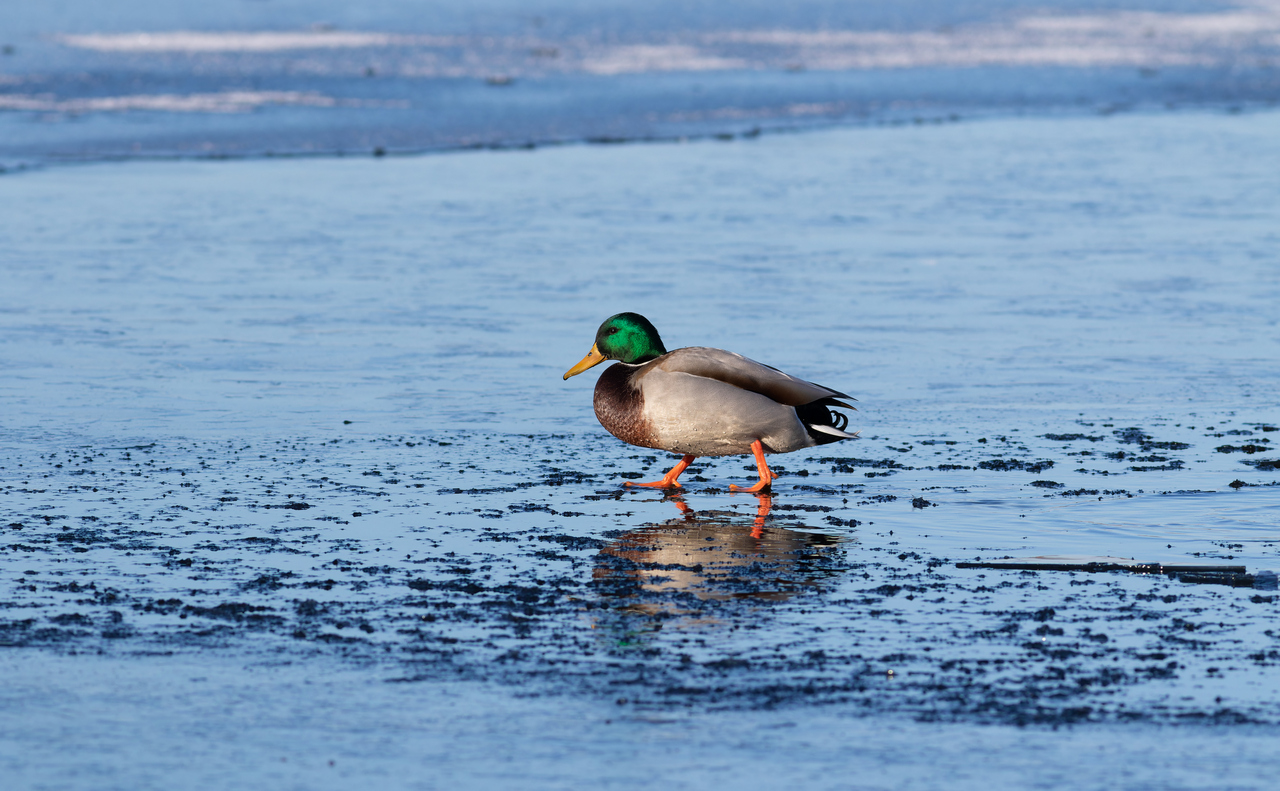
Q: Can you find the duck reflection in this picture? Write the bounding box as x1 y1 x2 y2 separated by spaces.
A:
592 494 849 614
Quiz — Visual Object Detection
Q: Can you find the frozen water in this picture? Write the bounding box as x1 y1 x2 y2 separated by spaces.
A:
3 110 1278 438
4 0 1280 164
4 0 1280 782
3 108 1280 788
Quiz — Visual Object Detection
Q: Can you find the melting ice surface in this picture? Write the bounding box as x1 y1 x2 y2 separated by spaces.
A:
2 109 1280 788
4 0 1280 164
3 2 1280 786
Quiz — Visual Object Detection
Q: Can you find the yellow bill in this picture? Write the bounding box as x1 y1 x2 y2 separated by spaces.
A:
563 344 607 380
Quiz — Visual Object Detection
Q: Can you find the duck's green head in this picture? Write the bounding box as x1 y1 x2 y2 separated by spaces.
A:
563 313 668 380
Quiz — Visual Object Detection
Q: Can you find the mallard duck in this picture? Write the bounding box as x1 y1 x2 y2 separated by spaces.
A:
563 313 858 492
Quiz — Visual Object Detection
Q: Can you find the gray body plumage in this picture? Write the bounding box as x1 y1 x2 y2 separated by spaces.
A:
603 347 856 457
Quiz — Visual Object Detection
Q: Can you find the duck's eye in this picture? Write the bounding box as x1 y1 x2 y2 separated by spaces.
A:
607 327 619 335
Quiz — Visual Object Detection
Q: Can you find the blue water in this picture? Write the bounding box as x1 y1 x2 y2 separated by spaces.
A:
3 0 1279 165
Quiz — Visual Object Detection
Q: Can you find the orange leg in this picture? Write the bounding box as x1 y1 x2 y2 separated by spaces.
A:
729 440 776 494
624 454 695 489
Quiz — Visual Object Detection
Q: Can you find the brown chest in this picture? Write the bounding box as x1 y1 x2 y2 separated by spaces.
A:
593 363 658 449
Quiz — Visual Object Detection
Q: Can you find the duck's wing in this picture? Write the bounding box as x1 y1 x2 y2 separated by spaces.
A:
648 347 854 408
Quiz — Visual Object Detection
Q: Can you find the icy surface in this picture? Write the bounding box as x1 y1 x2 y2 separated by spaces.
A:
2 110 1280 787
3 0 1280 165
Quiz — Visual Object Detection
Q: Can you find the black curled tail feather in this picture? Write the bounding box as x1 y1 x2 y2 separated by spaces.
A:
796 399 856 445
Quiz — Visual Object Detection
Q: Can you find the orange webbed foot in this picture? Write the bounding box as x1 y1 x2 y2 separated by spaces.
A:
622 454 695 490
624 478 684 489
728 477 775 494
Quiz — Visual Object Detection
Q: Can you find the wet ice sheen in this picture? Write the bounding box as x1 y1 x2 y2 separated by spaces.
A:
4 111 1279 437
4 0 1280 164
2 110 1280 788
